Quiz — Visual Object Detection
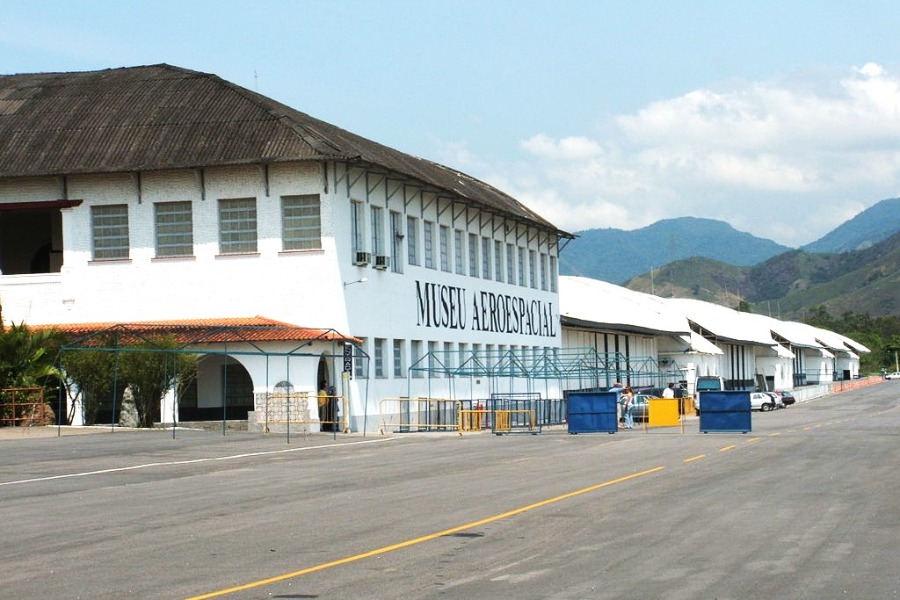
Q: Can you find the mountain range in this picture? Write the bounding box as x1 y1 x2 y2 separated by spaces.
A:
559 197 900 319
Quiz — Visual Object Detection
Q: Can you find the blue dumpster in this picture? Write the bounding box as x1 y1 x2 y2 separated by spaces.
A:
567 391 619 434
698 390 751 433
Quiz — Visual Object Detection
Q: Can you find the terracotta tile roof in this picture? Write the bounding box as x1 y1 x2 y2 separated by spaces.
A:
32 316 359 346
0 64 569 238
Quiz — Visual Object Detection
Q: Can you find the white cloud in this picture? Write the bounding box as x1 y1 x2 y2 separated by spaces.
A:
480 63 900 246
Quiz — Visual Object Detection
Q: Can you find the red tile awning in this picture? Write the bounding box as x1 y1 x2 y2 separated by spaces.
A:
34 316 360 347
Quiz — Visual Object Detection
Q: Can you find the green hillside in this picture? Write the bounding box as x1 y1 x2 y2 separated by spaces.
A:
624 232 900 320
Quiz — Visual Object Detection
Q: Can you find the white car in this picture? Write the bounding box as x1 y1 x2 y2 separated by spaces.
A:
750 392 778 412
885 372 900 380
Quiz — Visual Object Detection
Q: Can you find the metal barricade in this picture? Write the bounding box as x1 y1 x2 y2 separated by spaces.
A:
379 398 461 434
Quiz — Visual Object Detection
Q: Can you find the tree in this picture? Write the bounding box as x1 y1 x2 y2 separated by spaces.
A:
0 320 63 390
0 313 64 426
60 344 119 426
118 336 197 428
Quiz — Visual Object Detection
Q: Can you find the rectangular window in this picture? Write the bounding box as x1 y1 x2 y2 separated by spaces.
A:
540 253 548 291
411 340 423 378
407 216 419 266
281 194 321 251
393 339 405 378
219 198 257 254
454 229 465 275
468 233 479 277
390 211 404 273
518 247 526 286
371 206 384 256
494 240 504 283
351 201 365 255
91 204 129 260
428 341 438 377
154 201 192 257
423 220 435 269
481 236 491 279
506 243 515 284
439 225 450 272
354 339 368 379
443 342 454 371
458 342 469 372
549 256 558 292
374 338 386 378
529 249 537 288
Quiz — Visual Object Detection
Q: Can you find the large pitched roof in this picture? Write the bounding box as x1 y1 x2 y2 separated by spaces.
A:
0 64 566 235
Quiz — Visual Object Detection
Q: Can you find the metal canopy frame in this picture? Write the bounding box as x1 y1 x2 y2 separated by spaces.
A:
408 346 682 390
53 323 358 439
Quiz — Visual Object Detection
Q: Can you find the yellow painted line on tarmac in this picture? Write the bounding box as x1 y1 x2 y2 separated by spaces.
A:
683 454 706 463
184 466 665 600
719 445 737 452
747 437 762 443
768 432 781 437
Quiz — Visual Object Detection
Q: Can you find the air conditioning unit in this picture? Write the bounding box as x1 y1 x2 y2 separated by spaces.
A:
374 255 390 270
353 251 371 266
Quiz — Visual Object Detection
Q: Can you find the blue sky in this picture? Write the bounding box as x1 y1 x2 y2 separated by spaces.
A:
3 0 900 246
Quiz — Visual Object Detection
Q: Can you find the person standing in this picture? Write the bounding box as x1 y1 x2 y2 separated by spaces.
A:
610 381 625 427
622 386 636 429
662 383 676 398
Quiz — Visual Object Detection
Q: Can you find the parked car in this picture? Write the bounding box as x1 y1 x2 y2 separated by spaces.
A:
774 390 796 406
885 372 900 380
635 386 665 398
631 394 653 422
750 392 778 411
763 391 785 409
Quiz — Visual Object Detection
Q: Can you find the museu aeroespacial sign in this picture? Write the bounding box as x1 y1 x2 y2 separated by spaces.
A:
414 280 558 338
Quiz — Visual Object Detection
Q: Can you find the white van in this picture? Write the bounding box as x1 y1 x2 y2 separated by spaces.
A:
693 376 725 413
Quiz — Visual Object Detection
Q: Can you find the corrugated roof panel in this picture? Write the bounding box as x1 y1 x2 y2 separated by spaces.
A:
0 64 566 236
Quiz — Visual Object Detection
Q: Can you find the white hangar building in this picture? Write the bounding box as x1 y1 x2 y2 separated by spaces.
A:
0 64 571 432
559 277 868 394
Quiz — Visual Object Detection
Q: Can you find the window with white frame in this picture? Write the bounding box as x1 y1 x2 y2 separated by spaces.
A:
219 198 257 254
92 204 130 260
351 200 365 256
371 206 384 257
454 229 465 274
458 342 469 371
540 253 548 291
549 256 558 292
423 220 435 269
390 211 404 273
154 201 192 257
393 339 405 377
443 342 454 371
439 225 450 272
529 249 537 288
374 338 386 378
281 194 321 251
468 233 479 277
481 236 491 279
506 242 515 283
518 246 526 286
354 339 368 379
494 240 504 282
407 216 419 266
411 340 423 378
428 341 438 377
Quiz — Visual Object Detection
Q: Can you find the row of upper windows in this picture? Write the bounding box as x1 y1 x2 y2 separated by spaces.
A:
90 196 321 260
350 202 559 293
355 338 558 379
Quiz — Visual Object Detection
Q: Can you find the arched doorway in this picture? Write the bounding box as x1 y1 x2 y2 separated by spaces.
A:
180 355 255 421
317 354 336 431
